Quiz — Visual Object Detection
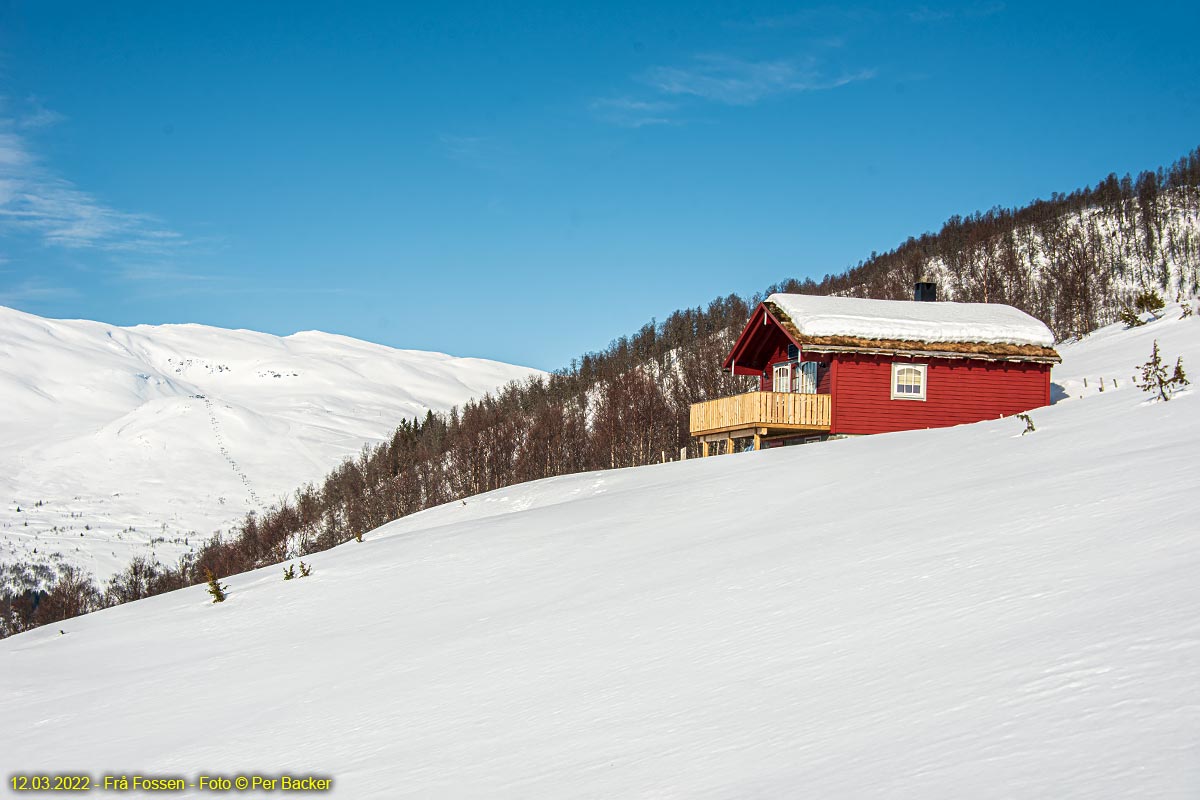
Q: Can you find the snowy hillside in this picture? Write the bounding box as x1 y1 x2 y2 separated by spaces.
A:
927 189 1200 309
1 304 1197 797
818 182 1200 341
0 306 542 581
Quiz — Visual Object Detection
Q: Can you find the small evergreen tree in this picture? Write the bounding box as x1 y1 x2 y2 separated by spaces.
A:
283 564 295 580
1117 307 1146 328
1136 340 1190 401
299 560 312 578
1170 355 1189 391
1134 289 1166 319
204 568 227 603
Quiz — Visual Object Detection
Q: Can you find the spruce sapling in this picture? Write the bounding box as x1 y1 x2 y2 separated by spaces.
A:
1170 356 1189 392
299 560 312 578
1136 340 1190 401
1134 289 1165 319
1017 413 1035 435
283 564 295 580
204 568 227 603
1117 307 1145 328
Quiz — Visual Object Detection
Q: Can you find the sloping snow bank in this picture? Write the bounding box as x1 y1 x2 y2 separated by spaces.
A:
0 306 1197 798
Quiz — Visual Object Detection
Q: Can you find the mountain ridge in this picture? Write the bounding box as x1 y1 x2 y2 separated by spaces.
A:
0 304 543 581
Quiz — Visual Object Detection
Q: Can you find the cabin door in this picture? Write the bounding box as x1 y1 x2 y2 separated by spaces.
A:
772 363 792 393
796 361 818 394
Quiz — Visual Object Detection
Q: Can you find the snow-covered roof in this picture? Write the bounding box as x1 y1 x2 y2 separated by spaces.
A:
765 293 1056 348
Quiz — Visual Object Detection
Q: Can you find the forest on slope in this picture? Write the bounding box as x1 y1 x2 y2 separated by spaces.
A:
3 146 1198 638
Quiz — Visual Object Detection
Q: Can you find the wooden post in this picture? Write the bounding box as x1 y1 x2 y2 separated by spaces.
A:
701 441 709 458
679 446 688 461
753 432 762 451
725 436 734 455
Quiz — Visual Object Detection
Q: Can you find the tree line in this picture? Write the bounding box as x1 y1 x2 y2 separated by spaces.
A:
3 145 1199 638
793 147 1200 338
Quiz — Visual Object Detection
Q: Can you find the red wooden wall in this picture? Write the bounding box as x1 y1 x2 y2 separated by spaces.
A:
758 340 789 391
829 354 1051 435
759 340 808 391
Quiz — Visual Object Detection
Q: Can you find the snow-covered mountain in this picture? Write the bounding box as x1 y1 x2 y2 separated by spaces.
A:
0 306 542 580
2 303 1196 797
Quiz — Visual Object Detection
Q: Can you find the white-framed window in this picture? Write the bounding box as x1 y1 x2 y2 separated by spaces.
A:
772 361 819 394
772 363 792 393
891 363 927 400
794 361 818 394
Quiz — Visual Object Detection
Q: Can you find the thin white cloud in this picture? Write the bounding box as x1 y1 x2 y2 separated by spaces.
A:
0 277 80 305
642 55 874 105
907 2 1005 22
0 105 183 254
437 134 521 173
0 133 34 168
16 98 67 130
439 134 490 162
116 266 218 283
733 7 882 30
589 97 678 128
593 48 875 126
736 3 1004 29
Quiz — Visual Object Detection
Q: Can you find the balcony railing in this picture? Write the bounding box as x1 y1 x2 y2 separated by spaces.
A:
689 391 831 437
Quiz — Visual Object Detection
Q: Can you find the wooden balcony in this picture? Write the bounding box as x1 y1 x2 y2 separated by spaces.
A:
690 391 831 452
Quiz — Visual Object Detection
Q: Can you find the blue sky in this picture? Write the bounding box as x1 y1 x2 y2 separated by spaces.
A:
1 1 1198 369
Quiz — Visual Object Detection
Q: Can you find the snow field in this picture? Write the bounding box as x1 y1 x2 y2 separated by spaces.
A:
0 303 1197 797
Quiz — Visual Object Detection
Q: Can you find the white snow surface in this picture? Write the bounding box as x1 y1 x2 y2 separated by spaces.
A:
0 305 542 580
768 292 1057 347
2 303 1199 798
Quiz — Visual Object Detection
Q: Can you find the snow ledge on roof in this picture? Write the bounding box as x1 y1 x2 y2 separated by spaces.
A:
766 293 1056 347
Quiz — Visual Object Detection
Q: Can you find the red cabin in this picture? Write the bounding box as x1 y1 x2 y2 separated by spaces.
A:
689 289 1060 454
